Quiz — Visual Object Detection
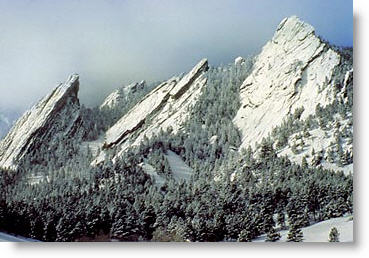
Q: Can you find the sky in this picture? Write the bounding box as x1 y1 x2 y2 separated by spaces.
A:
0 0 353 112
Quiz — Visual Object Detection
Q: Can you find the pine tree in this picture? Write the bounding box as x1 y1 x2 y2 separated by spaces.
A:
238 228 252 242
259 138 276 160
287 225 303 242
55 217 72 242
265 227 281 242
277 211 286 229
301 156 308 169
111 218 125 240
328 227 340 242
142 205 156 240
291 141 298 154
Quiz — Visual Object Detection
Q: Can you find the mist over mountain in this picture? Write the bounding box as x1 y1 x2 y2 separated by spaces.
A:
0 110 21 139
0 0 352 114
0 114 9 139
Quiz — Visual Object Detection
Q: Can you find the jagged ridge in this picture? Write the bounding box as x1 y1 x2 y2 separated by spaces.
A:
100 80 146 110
234 16 342 150
94 59 209 164
0 74 82 169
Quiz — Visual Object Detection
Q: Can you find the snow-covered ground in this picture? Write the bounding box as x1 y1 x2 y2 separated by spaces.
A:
166 150 193 181
253 216 353 242
81 135 105 157
278 117 353 176
0 232 39 242
140 150 193 187
140 162 166 188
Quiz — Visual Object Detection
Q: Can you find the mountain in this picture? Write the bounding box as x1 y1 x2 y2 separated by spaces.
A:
0 16 352 175
234 16 352 174
93 58 209 164
0 16 353 242
234 16 340 148
0 17 352 174
100 80 146 110
0 74 82 169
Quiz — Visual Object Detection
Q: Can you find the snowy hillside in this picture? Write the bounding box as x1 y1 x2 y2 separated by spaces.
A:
253 216 353 242
0 231 39 242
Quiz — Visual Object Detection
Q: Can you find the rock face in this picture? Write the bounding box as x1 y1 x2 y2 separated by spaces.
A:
234 16 341 150
100 80 146 110
0 74 82 169
95 59 208 163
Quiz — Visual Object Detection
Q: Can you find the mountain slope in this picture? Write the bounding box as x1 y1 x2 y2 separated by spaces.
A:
253 216 353 242
233 16 353 173
100 80 146 110
94 59 209 164
234 16 341 149
0 16 353 243
0 74 82 169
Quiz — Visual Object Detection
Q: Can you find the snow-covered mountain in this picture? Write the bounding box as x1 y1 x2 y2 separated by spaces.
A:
234 16 340 149
233 16 353 174
0 16 352 175
0 15 353 243
94 58 208 164
100 80 146 111
0 74 82 169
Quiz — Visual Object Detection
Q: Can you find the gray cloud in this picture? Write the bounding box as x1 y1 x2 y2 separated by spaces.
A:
0 0 352 112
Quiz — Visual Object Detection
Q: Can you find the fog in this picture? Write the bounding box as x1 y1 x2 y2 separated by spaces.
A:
0 0 352 112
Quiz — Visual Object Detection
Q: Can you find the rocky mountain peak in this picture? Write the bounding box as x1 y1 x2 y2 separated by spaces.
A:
59 73 79 97
234 16 342 150
100 80 146 110
93 59 209 164
170 58 208 99
0 74 82 169
273 16 315 45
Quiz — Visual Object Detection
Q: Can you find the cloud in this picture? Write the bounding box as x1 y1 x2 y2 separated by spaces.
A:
0 0 352 112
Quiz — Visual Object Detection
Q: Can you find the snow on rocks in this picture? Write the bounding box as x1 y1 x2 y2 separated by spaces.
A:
0 74 82 169
234 16 341 151
104 76 179 147
100 81 146 110
209 135 218 144
234 56 245 66
95 59 209 164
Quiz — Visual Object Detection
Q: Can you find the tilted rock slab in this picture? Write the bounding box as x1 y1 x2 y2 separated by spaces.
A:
0 74 82 169
95 59 208 164
234 16 341 150
100 80 146 110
